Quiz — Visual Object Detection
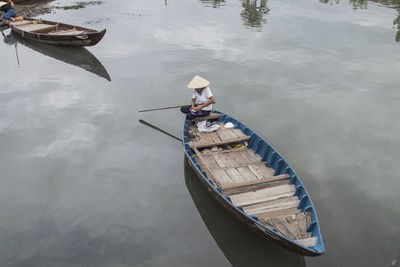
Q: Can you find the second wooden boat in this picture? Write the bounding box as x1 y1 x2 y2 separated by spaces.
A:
183 111 325 256
9 18 106 46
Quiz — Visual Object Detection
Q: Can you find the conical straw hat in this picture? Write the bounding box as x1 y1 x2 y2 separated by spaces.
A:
187 75 210 89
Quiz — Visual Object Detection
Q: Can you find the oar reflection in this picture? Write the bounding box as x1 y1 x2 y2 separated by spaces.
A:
2 31 20 68
184 159 307 267
138 119 182 143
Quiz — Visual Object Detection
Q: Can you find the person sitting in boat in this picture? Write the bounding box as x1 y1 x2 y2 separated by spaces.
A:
0 0 16 24
181 75 215 120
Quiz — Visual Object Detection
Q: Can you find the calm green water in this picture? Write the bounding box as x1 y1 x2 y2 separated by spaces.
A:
1 0 400 266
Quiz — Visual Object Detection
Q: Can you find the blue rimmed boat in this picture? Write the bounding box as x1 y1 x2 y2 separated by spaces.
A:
183 110 325 256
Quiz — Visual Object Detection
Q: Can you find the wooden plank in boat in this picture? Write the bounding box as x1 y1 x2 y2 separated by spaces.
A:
222 129 238 140
232 128 246 138
238 191 295 207
229 129 241 138
231 150 250 165
209 161 268 170
210 169 233 185
202 148 250 156
248 149 262 160
286 215 302 240
244 196 300 215
251 164 275 179
305 211 312 228
258 208 301 221
49 30 85 36
195 133 204 144
265 217 297 240
296 213 311 239
295 237 317 247
191 136 250 149
225 152 242 167
220 153 238 168
261 212 310 240
47 28 77 34
208 132 221 143
222 178 290 196
216 130 230 141
244 196 299 212
17 23 55 32
277 217 298 240
225 168 244 183
192 134 203 145
191 113 221 122
242 149 262 162
197 132 213 145
236 166 257 181
246 200 300 216
192 146 220 187
220 173 290 191
263 218 291 239
11 20 32 26
199 154 219 169
248 164 266 179
212 154 228 168
230 184 295 206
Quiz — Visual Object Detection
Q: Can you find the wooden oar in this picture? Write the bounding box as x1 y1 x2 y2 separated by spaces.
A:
138 102 215 113
138 105 187 113
139 119 182 143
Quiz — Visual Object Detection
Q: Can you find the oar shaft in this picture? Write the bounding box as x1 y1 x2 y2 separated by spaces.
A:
138 105 187 113
138 102 216 113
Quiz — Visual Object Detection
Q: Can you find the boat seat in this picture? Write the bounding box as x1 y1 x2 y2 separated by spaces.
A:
189 124 250 149
221 174 290 195
16 23 56 33
229 183 296 207
191 113 221 122
258 207 302 221
10 20 32 26
49 29 85 36
244 195 300 216
190 135 250 149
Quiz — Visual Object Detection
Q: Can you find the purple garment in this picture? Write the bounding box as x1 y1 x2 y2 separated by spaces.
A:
189 109 203 116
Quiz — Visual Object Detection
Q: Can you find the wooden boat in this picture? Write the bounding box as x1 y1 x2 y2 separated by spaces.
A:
183 111 325 256
9 18 106 46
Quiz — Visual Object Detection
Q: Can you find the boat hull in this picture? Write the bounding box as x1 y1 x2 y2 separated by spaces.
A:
10 19 106 47
183 111 325 256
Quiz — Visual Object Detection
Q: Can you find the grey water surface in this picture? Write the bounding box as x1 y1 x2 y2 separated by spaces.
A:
1 0 399 266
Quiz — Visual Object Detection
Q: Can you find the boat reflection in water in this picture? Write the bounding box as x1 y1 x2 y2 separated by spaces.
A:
10 32 111 81
184 159 307 267
199 0 226 8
